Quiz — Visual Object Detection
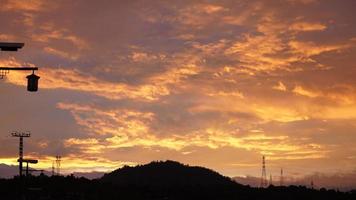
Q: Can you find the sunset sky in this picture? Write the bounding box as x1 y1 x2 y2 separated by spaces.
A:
0 0 355 185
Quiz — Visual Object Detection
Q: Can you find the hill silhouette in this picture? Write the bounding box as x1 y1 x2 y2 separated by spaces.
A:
0 160 355 200
101 160 238 187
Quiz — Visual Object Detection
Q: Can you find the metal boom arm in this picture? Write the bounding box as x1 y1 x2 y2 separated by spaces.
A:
0 67 38 71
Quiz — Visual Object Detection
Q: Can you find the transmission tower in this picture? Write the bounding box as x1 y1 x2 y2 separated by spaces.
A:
280 168 284 186
52 161 55 176
260 155 267 188
11 131 31 177
269 174 273 186
55 155 61 175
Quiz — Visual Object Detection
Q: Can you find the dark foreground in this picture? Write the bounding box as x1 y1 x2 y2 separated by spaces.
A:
1 161 355 200
1 175 356 200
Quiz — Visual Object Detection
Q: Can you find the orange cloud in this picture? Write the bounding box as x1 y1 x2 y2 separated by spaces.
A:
207 91 245 99
1 0 46 12
0 34 17 41
289 41 349 57
293 86 319 98
273 81 287 92
57 102 326 162
57 102 154 137
289 22 327 32
223 12 351 76
201 4 226 14
131 52 165 62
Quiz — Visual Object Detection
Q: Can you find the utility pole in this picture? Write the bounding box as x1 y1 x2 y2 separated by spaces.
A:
11 131 31 177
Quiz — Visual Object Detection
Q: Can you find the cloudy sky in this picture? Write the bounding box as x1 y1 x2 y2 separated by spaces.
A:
0 0 355 185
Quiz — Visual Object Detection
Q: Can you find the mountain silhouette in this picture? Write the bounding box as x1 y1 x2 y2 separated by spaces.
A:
101 160 239 187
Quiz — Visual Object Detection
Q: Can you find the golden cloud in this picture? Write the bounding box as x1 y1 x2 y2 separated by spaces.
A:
1 0 46 12
273 81 287 92
289 41 349 57
201 4 226 14
289 22 327 32
58 102 326 161
57 102 154 137
293 85 319 98
0 155 135 173
223 12 351 75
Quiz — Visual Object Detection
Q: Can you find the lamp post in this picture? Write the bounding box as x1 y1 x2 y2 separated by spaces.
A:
0 42 40 91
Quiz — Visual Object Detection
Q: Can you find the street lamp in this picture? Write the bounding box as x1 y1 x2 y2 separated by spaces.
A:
26 72 40 92
0 42 39 92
